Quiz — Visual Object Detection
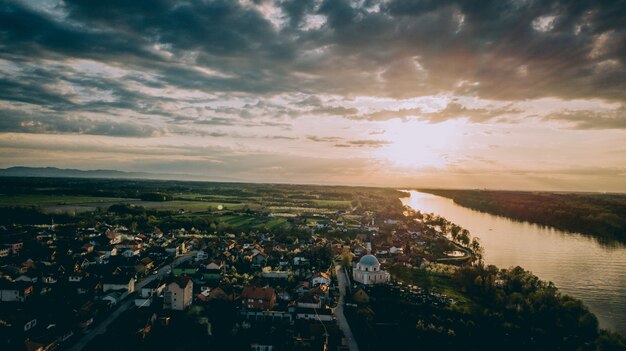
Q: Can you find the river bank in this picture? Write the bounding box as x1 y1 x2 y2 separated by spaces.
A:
401 190 626 335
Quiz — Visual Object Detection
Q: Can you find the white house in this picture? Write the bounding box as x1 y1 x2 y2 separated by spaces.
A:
135 280 166 307
389 246 404 255
311 272 331 286
103 275 135 293
293 257 308 266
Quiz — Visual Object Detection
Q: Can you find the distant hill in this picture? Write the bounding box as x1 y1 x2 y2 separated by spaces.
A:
0 166 209 181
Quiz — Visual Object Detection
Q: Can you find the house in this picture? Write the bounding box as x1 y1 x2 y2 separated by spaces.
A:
240 286 276 310
135 258 154 275
261 268 291 280
201 286 235 302
0 247 9 257
293 256 308 266
121 249 140 258
135 280 166 307
296 293 321 309
310 284 330 302
15 271 39 283
3 240 23 254
206 260 224 271
295 281 310 295
389 246 404 255
352 245 367 256
102 291 123 306
97 246 117 258
76 277 102 295
164 277 193 311
68 273 84 283
311 272 331 286
276 288 291 302
102 274 135 293
165 243 186 256
295 306 334 321
250 252 268 267
81 243 95 254
250 244 265 256
352 287 370 304
195 250 209 262
105 230 122 244
0 280 33 302
41 274 57 284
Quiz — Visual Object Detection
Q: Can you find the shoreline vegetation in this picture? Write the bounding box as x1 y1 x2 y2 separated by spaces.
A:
416 188 626 244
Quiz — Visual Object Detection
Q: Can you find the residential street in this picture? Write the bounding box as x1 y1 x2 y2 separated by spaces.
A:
67 251 196 351
335 264 359 351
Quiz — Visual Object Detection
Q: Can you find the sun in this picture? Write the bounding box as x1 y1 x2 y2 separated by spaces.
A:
375 118 462 168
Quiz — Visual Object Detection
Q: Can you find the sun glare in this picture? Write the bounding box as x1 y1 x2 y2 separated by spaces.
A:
377 118 462 168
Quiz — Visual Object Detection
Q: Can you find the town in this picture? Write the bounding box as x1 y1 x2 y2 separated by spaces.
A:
0 178 479 351
1 177 621 351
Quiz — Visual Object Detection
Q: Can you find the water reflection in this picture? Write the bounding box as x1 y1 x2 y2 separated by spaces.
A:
401 190 626 335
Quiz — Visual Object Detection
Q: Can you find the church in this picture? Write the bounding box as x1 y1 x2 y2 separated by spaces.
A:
352 254 390 285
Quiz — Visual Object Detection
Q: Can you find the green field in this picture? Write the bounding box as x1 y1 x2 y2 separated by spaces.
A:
388 266 474 309
0 195 132 206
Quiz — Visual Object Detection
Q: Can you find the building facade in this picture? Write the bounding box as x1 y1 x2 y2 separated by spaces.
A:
352 254 390 285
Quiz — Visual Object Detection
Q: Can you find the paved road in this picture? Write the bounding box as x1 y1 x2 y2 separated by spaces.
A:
67 251 196 351
335 265 359 351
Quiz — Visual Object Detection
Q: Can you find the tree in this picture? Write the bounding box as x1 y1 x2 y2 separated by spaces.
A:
457 229 470 247
470 238 483 263
341 252 353 268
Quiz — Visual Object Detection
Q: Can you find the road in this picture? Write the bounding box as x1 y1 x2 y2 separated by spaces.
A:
334 264 359 351
67 251 196 351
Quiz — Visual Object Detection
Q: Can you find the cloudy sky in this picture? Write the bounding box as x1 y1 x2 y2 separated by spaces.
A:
1 0 625 191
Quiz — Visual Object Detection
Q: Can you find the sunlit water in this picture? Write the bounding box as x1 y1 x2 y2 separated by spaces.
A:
401 190 626 334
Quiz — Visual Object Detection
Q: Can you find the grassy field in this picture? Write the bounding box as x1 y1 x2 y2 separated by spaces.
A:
388 266 475 309
1 193 348 216
0 195 132 206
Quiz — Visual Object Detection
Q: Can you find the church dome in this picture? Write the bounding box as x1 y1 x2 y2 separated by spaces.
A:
358 254 380 267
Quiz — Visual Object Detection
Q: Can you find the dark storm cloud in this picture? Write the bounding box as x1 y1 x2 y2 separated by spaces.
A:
0 111 160 137
1 0 625 136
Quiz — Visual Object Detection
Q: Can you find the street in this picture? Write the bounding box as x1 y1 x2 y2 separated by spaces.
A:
334 264 359 351
66 251 196 351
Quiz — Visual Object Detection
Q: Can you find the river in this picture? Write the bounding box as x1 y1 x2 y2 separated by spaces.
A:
400 190 626 335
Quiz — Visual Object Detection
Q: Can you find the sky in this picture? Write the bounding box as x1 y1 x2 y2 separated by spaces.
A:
0 0 625 192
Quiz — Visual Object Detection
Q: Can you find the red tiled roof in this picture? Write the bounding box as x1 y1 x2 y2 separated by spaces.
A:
240 286 275 301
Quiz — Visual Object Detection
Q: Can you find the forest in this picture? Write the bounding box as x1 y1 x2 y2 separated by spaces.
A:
419 189 626 243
